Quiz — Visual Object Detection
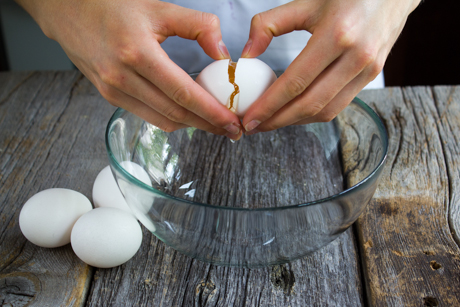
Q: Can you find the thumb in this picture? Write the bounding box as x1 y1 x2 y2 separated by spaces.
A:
241 1 316 58
161 4 230 60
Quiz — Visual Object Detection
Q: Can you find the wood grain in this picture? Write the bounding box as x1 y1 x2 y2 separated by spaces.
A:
0 71 116 306
356 87 460 306
88 117 364 304
86 227 363 307
432 86 460 246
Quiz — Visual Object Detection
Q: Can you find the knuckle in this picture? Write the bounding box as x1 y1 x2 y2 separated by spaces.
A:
99 69 124 89
368 56 385 78
251 13 264 29
163 106 188 123
155 120 180 133
333 22 356 49
161 125 180 133
299 102 324 118
202 12 220 28
316 110 338 123
97 83 117 104
193 13 221 39
284 75 309 99
172 86 193 107
356 46 378 68
118 45 142 66
250 13 274 35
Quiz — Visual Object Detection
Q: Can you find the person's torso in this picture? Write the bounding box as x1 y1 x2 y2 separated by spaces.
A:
161 0 311 73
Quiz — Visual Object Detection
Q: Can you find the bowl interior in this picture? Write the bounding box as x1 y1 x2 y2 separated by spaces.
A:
107 98 386 210
106 97 388 267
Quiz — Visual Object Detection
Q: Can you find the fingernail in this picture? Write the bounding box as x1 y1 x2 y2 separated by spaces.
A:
241 39 252 57
245 119 260 132
218 40 230 58
245 129 260 136
224 123 240 135
225 132 241 141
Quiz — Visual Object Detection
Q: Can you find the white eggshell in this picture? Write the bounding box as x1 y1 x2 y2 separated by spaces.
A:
195 58 277 117
235 58 277 116
19 188 92 248
119 161 152 186
71 207 142 268
92 162 151 212
93 163 156 232
195 59 234 106
93 165 131 213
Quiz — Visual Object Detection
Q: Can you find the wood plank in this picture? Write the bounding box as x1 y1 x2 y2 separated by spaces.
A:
0 71 116 306
355 87 460 306
86 227 363 306
432 86 460 246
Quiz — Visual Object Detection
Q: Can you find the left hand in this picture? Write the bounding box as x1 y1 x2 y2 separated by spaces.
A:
241 0 421 134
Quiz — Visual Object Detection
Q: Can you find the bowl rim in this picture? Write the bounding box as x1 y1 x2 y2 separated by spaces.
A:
106 97 388 212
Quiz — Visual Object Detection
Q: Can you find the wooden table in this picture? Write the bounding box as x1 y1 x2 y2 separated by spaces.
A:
1 71 459 306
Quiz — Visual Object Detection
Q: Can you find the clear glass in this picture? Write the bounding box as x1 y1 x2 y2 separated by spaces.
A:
106 97 388 268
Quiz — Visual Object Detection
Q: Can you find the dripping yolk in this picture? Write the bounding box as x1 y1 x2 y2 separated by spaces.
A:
227 60 239 112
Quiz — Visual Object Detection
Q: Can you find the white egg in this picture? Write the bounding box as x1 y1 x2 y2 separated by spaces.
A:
119 161 152 186
196 58 277 117
93 162 151 211
71 207 142 268
92 162 153 212
93 165 131 213
93 163 156 232
19 188 92 248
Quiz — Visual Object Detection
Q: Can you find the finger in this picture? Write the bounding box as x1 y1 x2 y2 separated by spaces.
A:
101 66 241 136
252 48 378 131
155 2 230 60
241 1 317 58
257 54 384 130
242 31 342 132
118 39 242 136
100 83 188 133
297 63 384 126
96 72 243 140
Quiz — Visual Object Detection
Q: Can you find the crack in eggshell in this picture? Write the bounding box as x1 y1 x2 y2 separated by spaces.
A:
227 60 240 113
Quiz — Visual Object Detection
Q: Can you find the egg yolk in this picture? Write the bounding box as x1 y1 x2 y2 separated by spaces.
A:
227 60 240 112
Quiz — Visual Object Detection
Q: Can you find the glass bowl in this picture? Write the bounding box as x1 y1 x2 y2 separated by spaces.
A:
106 97 388 268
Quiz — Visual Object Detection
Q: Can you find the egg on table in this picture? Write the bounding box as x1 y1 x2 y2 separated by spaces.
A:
93 165 132 213
92 162 151 213
196 58 277 117
19 188 93 248
71 207 143 268
93 162 156 232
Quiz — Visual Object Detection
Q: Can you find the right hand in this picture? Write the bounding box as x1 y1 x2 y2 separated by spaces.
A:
17 0 243 140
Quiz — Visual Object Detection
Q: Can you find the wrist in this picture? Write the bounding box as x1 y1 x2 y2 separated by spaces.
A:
14 0 67 40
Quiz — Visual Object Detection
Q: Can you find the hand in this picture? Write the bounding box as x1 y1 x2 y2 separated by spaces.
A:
241 0 421 134
16 0 243 140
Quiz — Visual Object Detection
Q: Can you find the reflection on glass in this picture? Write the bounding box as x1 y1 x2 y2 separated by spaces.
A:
106 97 388 267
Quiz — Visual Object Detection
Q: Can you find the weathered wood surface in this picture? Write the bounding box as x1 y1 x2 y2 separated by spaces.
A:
86 229 363 306
1 70 460 307
356 87 460 306
0 71 115 306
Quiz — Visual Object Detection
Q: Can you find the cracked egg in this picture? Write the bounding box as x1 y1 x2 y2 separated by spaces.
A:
196 58 277 117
